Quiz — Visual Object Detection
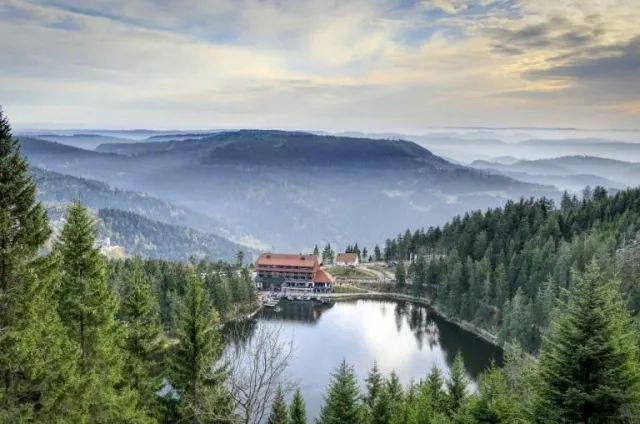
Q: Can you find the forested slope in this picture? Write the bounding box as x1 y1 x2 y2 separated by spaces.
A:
385 187 640 352
98 208 252 262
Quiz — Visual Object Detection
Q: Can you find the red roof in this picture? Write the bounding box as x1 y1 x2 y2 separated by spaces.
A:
336 253 358 263
256 253 318 268
314 269 336 285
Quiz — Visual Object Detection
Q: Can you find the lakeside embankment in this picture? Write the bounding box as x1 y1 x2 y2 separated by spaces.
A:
311 291 501 349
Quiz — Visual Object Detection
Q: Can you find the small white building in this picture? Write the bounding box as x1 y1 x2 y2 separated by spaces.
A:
336 253 359 267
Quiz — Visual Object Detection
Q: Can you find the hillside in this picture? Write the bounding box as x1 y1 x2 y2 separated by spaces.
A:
24 134 130 150
97 208 251 261
20 131 557 251
469 155 640 187
384 186 640 353
31 166 233 236
473 167 625 192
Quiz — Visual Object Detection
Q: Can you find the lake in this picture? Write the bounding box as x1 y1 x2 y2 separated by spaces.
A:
229 298 502 421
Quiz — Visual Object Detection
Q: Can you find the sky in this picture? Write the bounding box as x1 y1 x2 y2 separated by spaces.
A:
1 0 639 131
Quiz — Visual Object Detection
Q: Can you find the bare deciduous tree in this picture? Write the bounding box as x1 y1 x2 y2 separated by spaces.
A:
225 324 296 424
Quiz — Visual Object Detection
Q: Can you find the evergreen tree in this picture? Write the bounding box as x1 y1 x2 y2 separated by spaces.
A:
469 365 522 423
0 108 79 421
56 202 147 423
313 245 320 257
268 386 289 424
386 371 404 407
446 352 468 416
395 262 406 290
365 361 383 410
374 245 382 262
236 250 245 268
169 267 236 423
289 388 307 424
317 360 364 424
537 260 640 423
426 365 447 414
120 255 164 418
371 386 392 424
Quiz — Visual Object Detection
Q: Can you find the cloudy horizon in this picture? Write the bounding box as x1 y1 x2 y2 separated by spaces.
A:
2 0 639 131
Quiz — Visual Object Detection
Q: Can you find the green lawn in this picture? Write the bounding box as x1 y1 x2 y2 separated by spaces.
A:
325 266 377 279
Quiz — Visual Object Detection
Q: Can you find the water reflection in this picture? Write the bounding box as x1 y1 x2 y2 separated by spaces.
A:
227 299 502 421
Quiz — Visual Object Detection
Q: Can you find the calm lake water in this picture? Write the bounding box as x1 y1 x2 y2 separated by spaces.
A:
229 299 502 421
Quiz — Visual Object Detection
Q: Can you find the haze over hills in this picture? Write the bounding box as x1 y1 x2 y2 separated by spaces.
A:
32 166 231 235
469 156 640 189
18 130 558 252
24 134 131 150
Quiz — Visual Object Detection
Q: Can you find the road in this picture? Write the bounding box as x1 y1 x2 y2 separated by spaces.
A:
360 263 395 282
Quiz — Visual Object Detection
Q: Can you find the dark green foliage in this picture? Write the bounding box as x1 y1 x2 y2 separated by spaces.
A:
537 260 640 423
57 202 148 423
371 385 393 424
395 262 406 288
120 256 164 418
289 388 307 424
384 188 640 352
374 245 382 262
99 208 247 262
169 267 235 423
268 386 289 424
365 362 384 410
0 109 79 421
447 353 468 415
317 360 364 424
322 243 335 265
469 365 524 423
426 365 447 415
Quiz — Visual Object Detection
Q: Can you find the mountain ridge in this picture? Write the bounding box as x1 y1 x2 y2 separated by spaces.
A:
21 131 558 251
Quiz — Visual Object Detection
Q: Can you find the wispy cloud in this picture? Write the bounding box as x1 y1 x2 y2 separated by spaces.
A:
1 0 639 130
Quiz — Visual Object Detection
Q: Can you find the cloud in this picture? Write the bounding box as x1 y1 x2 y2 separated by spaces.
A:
1 0 640 130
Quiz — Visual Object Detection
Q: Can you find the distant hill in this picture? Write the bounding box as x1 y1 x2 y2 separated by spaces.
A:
490 156 521 165
470 155 640 187
97 208 251 261
143 131 231 142
21 130 557 251
31 166 233 236
475 167 626 193
24 134 130 150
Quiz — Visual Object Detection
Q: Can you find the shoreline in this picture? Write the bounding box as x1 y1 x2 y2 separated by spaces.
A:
323 292 502 349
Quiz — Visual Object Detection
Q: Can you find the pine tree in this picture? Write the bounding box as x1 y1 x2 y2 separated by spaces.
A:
120 255 164 418
469 365 522 423
364 361 383 410
395 262 406 289
268 386 289 424
236 250 245 268
56 202 147 423
317 359 364 424
537 259 640 423
426 364 447 414
170 267 236 423
371 386 392 424
0 109 79 422
289 388 307 424
374 245 382 262
386 371 404 407
313 245 320 257
446 352 468 416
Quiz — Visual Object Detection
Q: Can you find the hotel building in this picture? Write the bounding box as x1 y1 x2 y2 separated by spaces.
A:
254 253 335 293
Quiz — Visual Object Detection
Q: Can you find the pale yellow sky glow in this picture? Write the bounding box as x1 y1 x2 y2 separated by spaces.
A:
1 0 638 130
